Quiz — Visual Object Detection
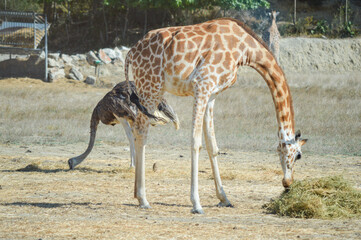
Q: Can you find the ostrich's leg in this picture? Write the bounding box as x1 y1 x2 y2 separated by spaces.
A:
120 119 135 167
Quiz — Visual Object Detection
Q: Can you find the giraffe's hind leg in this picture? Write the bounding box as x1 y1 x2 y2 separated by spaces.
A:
203 99 233 208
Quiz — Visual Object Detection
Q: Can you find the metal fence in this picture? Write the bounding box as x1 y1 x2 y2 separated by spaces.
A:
0 11 49 81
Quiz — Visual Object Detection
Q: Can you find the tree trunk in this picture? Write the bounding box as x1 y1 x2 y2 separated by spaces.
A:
103 3 108 42
122 6 129 40
143 9 148 36
293 0 297 25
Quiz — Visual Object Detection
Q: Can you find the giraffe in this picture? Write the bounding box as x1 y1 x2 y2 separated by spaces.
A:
125 18 307 214
263 11 280 64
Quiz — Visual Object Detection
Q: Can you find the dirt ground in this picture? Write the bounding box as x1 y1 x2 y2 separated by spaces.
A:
1 141 360 239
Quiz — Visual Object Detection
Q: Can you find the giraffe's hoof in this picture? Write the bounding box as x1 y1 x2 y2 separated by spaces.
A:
191 208 205 214
68 159 75 170
139 204 151 209
217 201 234 208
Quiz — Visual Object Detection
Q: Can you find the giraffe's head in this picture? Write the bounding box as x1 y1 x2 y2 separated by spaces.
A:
268 10 279 21
277 130 307 188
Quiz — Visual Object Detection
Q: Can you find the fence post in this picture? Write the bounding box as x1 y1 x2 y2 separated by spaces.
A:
33 12 37 49
44 15 48 82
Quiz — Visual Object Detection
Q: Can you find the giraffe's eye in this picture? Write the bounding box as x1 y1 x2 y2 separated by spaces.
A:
295 153 301 160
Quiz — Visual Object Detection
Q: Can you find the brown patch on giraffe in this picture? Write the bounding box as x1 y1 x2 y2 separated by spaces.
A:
204 23 218 33
182 66 194 80
165 63 173 75
176 41 186 53
212 52 223 65
176 32 186 40
224 35 239 50
153 66 160 75
232 23 244 36
192 36 204 45
213 34 224 50
265 52 273 61
150 43 158 54
205 35 213 48
152 57 161 68
245 35 257 48
263 61 272 69
232 51 240 61
219 26 230 33
173 63 186 75
255 50 263 62
216 66 223 74
185 50 198 63
173 54 183 63
186 31 197 38
223 52 232 69
187 40 196 50
239 42 246 52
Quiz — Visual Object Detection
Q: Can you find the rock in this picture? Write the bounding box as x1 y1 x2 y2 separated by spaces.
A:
61 54 73 64
84 75 96 85
114 47 125 63
119 46 130 51
48 58 64 68
48 58 59 68
75 54 87 61
48 53 60 61
98 49 112 64
69 67 84 81
102 48 117 59
48 68 65 82
86 51 100 66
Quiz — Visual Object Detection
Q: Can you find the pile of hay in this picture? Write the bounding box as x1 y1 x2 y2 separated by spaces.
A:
263 176 361 219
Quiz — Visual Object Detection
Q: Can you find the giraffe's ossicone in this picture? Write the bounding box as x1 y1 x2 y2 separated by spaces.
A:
125 18 307 214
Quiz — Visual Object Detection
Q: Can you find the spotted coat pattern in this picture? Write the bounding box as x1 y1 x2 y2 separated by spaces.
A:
125 18 306 213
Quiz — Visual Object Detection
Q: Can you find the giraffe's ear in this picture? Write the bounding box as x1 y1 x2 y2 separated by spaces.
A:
299 139 308 146
295 130 301 140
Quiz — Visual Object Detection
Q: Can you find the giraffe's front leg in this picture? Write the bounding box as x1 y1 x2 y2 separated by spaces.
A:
133 116 151 209
203 99 232 208
190 93 209 214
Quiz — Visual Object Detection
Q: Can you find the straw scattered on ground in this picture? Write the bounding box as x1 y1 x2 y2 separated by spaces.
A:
263 176 361 219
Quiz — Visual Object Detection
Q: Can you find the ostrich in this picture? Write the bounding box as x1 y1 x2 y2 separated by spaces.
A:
68 81 179 169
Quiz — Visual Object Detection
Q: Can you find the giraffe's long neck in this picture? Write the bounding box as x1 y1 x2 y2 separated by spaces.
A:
246 48 295 141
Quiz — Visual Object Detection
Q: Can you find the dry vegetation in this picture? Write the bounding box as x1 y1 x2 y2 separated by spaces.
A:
1 70 360 156
264 176 361 219
0 70 360 239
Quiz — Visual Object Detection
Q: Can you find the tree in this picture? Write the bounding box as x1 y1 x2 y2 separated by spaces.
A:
217 0 270 16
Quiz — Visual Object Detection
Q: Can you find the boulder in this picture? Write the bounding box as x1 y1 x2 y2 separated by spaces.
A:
48 68 65 82
69 67 84 81
61 54 73 64
48 53 60 61
84 75 96 85
114 47 125 63
98 49 112 64
86 51 100 66
102 48 117 59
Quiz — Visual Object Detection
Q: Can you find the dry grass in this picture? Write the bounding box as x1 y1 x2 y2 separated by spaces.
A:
0 70 360 156
263 176 361 219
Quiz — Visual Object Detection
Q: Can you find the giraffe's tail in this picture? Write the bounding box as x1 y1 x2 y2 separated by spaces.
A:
124 48 134 94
